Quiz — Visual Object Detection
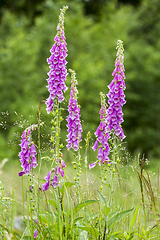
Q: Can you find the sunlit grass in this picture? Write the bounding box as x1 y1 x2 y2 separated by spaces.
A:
1 155 160 239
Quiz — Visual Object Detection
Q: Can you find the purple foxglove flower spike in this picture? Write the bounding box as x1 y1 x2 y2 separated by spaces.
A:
90 92 111 169
106 40 126 140
66 69 82 151
46 6 68 114
18 128 37 176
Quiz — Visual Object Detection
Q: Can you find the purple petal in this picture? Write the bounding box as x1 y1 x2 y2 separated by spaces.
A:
30 144 37 156
34 229 38 238
92 140 98 151
52 175 58 188
18 171 25 177
55 166 60 175
60 168 64 177
42 181 49 191
61 160 66 168
89 162 97 170
98 147 103 161
44 170 52 182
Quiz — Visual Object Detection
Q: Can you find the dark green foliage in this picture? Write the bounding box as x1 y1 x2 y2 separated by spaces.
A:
0 0 160 160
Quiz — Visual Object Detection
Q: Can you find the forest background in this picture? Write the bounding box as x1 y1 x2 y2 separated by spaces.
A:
0 0 160 163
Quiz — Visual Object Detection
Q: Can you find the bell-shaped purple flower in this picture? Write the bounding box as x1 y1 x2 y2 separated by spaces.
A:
42 170 53 191
92 140 98 151
106 40 126 140
52 175 58 188
61 159 66 168
42 158 66 190
98 147 103 161
89 162 97 170
46 6 68 114
18 128 37 176
66 69 82 151
60 168 65 177
34 229 38 238
52 158 66 188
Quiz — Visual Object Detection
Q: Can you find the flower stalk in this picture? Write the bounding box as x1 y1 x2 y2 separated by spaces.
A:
46 6 68 114
106 39 126 140
90 92 111 170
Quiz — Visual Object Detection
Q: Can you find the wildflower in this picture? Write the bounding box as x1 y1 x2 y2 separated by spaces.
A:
89 162 97 170
89 93 110 169
106 40 126 140
61 159 66 168
18 128 37 176
52 158 66 188
42 170 53 191
66 69 82 151
42 159 66 190
34 229 38 238
46 6 68 114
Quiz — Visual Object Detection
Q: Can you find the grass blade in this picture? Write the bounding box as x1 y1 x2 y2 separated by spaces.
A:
72 200 99 216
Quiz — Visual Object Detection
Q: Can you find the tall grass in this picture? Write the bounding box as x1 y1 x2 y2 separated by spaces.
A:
1 156 160 239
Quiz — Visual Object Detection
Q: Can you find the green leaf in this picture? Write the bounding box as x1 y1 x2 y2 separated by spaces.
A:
108 208 134 228
73 217 83 224
84 212 99 222
65 181 76 188
60 181 76 195
77 225 99 238
97 190 107 204
102 205 111 217
78 230 88 240
41 211 58 223
48 199 57 209
72 200 99 216
64 188 70 240
130 203 140 231
109 231 124 238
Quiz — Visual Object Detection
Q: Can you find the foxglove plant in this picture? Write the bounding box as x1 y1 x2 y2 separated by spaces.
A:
42 159 66 191
89 92 110 169
66 69 82 151
52 159 66 188
106 40 126 140
41 170 53 191
46 6 68 114
42 6 68 193
18 128 37 176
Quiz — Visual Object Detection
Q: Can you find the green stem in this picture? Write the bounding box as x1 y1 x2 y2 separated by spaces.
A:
37 99 42 240
140 159 147 229
56 102 60 161
38 99 42 175
109 136 116 206
10 187 14 235
77 148 81 204
22 176 25 231
26 178 30 240
85 148 88 183
51 101 61 170
29 176 34 240
55 101 63 239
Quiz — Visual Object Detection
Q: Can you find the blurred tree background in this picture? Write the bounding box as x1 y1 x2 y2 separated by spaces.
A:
0 0 160 161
